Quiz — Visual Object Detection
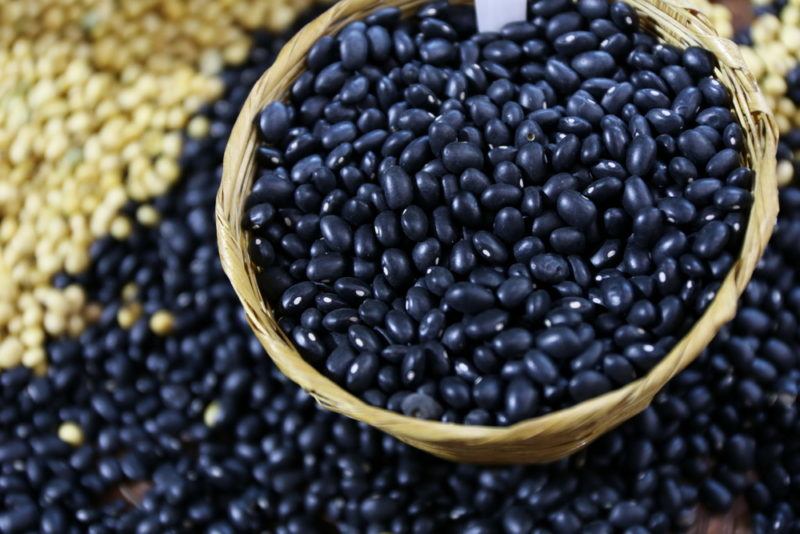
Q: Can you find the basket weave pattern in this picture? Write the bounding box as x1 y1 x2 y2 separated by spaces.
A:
217 0 778 463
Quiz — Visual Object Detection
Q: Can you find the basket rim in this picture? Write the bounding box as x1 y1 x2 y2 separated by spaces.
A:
216 0 779 463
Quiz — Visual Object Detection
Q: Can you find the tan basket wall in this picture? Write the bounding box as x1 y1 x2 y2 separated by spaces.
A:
217 0 778 463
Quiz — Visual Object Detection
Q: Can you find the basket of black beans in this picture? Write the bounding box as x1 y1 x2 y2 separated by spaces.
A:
217 0 778 463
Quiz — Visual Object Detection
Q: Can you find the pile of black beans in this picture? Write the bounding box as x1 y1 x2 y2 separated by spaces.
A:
245 0 755 424
0 5 798 532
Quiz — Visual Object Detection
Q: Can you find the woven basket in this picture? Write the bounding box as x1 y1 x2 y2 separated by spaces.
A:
217 0 778 463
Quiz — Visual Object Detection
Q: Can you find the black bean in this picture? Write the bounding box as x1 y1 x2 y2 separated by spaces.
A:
398 205 427 241
603 208 629 238
672 86 702 123
420 38 457 65
385 309 416 343
465 309 509 339
609 501 648 528
315 62 349 94
469 230 508 264
685 177 722 205
678 129 716 166
374 211 401 247
491 328 533 357
381 248 413 287
572 51 616 78
257 102 292 144
505 377 540 423
601 81 633 113
536 325 582 358
442 141 484 174
569 370 612 402
444 282 495 314
705 148 739 178
306 253 347 282
281 282 317 315
319 215 352 252
693 220 730 259
554 31 598 57
546 59 581 94
682 46 715 77
527 253 568 284
440 377 471 409
626 135 657 176
622 176 654 215
552 134 581 171
610 1 638 31
393 28 417 62
557 190 597 229
400 393 442 419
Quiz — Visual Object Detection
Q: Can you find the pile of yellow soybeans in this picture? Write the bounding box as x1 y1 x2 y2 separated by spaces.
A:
0 0 321 372
743 0 800 185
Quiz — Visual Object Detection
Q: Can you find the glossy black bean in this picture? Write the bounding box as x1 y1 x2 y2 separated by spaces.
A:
318 215 352 253
692 221 730 259
622 176 654 215
398 205 428 241
306 253 347 282
601 85 635 121
705 148 739 178
569 370 612 402
609 501 648 528
550 32 594 58
315 62 349 95
431 206 457 245
697 106 733 131
505 377 539 423
410 238 440 271
369 211 399 249
545 58 581 95
682 46 714 77
590 239 623 268
535 325 582 359
257 102 292 145
400 393 442 419
548 227 584 255
393 29 416 62
552 134 581 171
444 282 495 314
489 207 524 244
420 38 456 65
600 276 635 313
671 86 702 122
569 51 615 78
685 178 722 205
385 310 416 344
557 190 597 229
307 35 336 72
442 141 484 174
491 328 534 357
602 121 629 161
610 1 638 30
381 248 413 288
633 88 670 111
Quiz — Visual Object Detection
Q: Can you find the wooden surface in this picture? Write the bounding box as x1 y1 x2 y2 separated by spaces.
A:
724 0 755 29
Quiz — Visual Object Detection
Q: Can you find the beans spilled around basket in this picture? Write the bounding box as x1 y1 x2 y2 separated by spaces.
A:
242 0 755 425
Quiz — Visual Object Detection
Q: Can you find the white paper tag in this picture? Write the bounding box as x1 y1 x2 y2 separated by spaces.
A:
475 0 528 33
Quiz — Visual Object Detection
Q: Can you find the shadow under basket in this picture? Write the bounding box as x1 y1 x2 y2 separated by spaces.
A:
217 0 778 463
